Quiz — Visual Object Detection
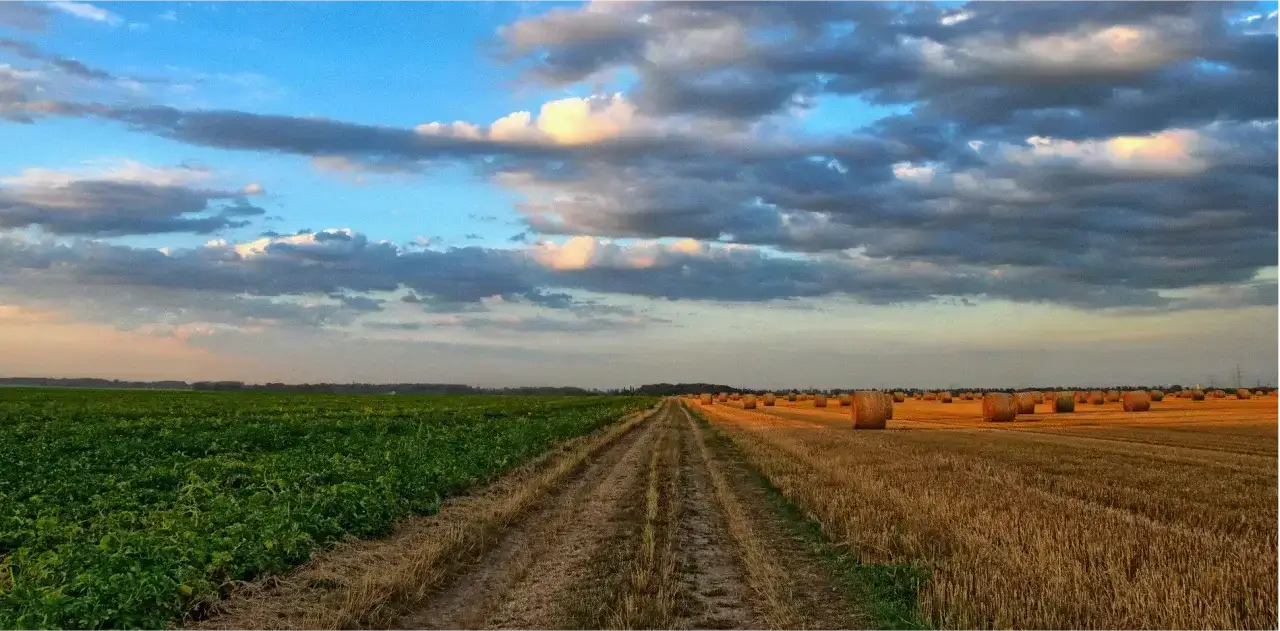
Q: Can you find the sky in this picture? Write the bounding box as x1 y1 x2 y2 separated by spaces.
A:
0 0 1276 389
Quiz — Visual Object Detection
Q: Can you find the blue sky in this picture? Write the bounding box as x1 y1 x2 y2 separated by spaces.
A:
2 2 582 250
0 1 1275 388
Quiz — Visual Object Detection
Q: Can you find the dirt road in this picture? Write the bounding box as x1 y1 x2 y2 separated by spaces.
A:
194 399 868 630
393 399 866 630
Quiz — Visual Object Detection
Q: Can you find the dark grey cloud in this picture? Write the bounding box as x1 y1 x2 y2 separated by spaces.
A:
500 1 1274 135
0 227 1229 315
401 291 493 314
631 66 811 120
498 4 651 85
0 175 264 236
0 38 114 81
0 215 1272 345
121 104 844 171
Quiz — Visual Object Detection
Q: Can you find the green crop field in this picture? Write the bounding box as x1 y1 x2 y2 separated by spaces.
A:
0 388 656 629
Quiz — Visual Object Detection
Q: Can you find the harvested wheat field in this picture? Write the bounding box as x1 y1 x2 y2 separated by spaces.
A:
698 395 1279 629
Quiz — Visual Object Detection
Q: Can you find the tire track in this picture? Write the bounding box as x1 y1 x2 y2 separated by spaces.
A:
395 401 667 629
402 398 872 630
608 400 683 629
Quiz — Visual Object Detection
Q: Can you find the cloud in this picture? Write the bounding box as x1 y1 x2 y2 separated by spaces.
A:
0 1 1273 327
0 2 51 30
48 2 122 26
0 38 114 81
498 2 653 85
362 320 423 331
310 154 422 177
500 2 1274 135
998 129 1209 176
0 40 171 118
0 161 264 235
478 93 643 145
436 313 662 335
0 216 1272 357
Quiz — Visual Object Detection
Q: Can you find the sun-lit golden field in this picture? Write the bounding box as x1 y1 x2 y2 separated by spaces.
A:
693 394 1279 629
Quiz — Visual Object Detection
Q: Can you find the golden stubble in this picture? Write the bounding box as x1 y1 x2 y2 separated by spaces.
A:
699 397 1278 629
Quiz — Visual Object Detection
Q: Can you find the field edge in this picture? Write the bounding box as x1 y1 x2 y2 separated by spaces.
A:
683 402 934 630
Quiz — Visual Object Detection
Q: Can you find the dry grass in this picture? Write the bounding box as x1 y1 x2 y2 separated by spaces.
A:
679 404 803 629
698 398 1278 629
609 407 682 629
189 406 659 630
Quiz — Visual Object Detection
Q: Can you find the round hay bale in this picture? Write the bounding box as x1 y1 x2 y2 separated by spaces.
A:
923 392 937 401
1149 390 1164 402
762 393 776 406
1054 393 1075 413
1105 390 1120 402
787 392 797 402
1213 389 1226 398
1122 390 1151 412
1014 392 1036 414
851 391 888 429
880 392 894 420
938 391 953 403
743 394 757 410
838 394 851 407
717 393 728 402
961 392 973 400
699 393 713 405
814 394 828 408
1088 391 1105 405
893 391 906 403
1255 390 1266 398
983 393 1017 422
1191 390 1205 401
1236 388 1251 400
1075 391 1088 403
